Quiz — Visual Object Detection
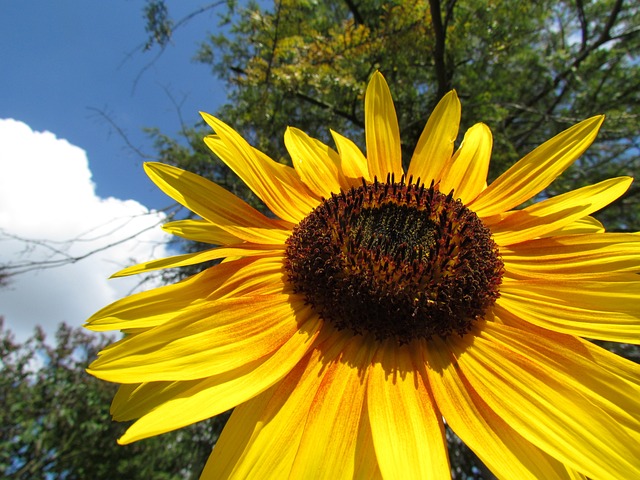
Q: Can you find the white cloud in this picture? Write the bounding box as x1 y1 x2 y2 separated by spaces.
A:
0 119 172 342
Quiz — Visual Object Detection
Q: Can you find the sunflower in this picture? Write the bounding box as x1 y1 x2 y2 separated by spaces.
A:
86 72 640 479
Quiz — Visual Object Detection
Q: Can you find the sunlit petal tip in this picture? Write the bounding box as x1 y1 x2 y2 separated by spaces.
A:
408 88 462 185
365 71 403 179
439 89 461 113
329 128 371 182
143 160 173 181
109 267 133 278
441 122 493 203
199 110 219 130
283 126 344 197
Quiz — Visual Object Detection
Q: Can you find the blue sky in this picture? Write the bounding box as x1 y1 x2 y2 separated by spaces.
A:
0 1 235 341
1 0 228 210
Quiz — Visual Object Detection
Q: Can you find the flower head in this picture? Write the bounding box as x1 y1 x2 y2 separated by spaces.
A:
87 72 640 479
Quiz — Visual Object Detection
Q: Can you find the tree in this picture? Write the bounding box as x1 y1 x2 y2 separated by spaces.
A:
0 320 227 479
149 0 639 230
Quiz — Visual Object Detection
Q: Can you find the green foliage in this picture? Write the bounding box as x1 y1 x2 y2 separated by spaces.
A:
142 1 639 230
0 320 227 479
191 0 639 230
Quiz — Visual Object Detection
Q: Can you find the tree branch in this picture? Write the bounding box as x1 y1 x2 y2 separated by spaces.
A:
343 0 364 25
428 0 449 101
575 0 588 50
228 66 364 128
505 0 625 128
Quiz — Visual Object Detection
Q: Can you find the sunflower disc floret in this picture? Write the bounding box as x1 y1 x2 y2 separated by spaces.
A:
285 175 504 343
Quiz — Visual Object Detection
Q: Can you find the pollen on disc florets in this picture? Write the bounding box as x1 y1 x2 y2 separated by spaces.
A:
284 175 504 344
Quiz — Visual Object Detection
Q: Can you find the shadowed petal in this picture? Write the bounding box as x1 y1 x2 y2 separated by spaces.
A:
452 331 640 479
490 177 632 245
502 233 640 278
425 338 574 480
498 276 640 343
544 216 604 236
367 340 449 479
330 129 371 182
285 127 347 197
161 219 242 245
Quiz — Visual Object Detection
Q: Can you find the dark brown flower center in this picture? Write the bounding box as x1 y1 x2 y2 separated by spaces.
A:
284 176 504 343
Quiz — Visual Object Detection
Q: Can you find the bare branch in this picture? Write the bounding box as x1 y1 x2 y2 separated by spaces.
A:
443 0 457 31
505 0 627 128
87 107 155 160
293 91 363 128
130 1 230 92
0 205 180 277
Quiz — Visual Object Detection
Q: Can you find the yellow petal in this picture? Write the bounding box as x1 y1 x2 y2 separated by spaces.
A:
88 294 310 382
201 114 320 223
111 244 283 277
367 340 449 479
439 122 492 203
425 338 573 480
365 72 403 180
452 330 640 479
543 215 604 235
289 335 376 479
162 219 241 245
209 255 287 298
498 276 640 343
202 386 282 479
284 127 346 197
86 266 218 331
565 467 589 480
330 129 371 182
111 382 148 420
491 176 632 246
502 233 640 278
116 312 322 444
482 322 640 432
353 406 383 480
492 307 640 395
144 162 290 244
577 336 640 387
87 256 286 332
408 90 461 186
202 332 350 479
485 213 606 233
471 116 604 216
